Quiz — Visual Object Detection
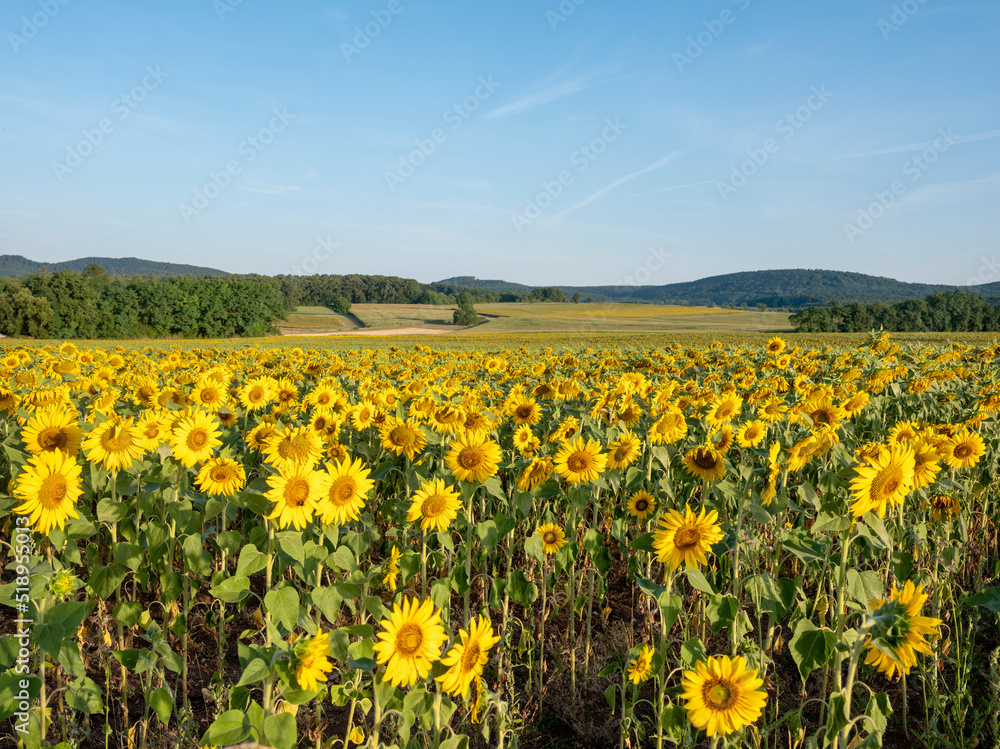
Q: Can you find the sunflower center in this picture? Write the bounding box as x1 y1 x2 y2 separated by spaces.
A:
673 526 702 551
101 426 133 453
703 679 738 710
872 466 903 499
38 474 69 509
460 642 481 672
693 452 718 470
422 495 447 517
143 425 160 439
248 386 265 402
567 453 590 472
187 428 209 450
330 478 357 505
201 388 219 404
279 435 311 460
954 444 972 459
390 427 413 447
395 623 423 657
614 446 630 462
39 427 68 450
635 498 649 512
211 466 235 483
284 477 310 507
542 531 557 545
515 405 534 419
317 393 331 405
459 448 484 470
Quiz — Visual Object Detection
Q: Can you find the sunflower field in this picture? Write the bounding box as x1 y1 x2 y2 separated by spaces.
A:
1 333 999 749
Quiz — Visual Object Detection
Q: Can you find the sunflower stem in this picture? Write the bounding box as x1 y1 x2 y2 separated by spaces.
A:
463 486 475 625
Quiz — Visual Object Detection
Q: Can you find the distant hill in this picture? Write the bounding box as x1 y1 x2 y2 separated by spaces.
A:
441 270 1000 309
0 255 228 277
435 276 534 293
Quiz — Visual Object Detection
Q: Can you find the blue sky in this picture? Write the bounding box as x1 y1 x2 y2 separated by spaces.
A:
1 0 998 287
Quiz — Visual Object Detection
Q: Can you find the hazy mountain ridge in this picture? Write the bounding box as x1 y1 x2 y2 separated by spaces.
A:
0 254 228 277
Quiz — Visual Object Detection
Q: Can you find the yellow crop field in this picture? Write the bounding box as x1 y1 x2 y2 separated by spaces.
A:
0 332 998 749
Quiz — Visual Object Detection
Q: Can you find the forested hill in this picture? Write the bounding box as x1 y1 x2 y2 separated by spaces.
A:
441 270 1000 308
0 255 228 277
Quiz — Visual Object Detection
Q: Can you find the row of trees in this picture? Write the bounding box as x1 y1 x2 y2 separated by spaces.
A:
790 290 1000 332
0 267 286 339
275 274 571 309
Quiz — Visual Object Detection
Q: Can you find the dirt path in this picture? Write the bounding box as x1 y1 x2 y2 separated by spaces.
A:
282 326 453 337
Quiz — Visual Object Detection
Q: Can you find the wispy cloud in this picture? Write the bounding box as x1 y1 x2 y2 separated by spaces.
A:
484 65 622 120
555 152 682 218
239 183 301 195
836 128 1000 160
620 179 716 200
459 178 493 191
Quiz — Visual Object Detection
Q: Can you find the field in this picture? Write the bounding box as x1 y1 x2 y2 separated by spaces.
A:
288 303 793 337
278 307 357 335
0 333 999 749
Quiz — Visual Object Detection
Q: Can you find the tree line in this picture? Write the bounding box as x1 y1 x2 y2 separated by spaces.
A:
0 266 286 339
790 290 1000 332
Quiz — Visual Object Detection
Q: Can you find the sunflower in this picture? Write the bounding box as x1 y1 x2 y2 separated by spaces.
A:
192 381 229 409
910 442 941 489
648 409 687 445
927 493 960 520
849 444 915 518
535 522 566 555
83 418 146 474
757 398 787 423
682 445 725 482
942 429 985 469
626 645 654 685
265 465 326 530
21 408 83 456
317 457 374 525
170 411 222 468
760 441 781 506
373 597 448 689
607 430 642 470
380 419 427 460
513 425 540 456
841 391 870 416
627 490 656 521
735 420 766 449
294 631 333 693
765 337 786 355
710 424 735 453
888 420 920 447
238 377 276 411
430 405 465 436
553 437 607 485
263 427 323 471
436 616 501 700
13 450 83 535
705 394 742 427
446 433 502 484
407 479 462 531
195 457 247 497
383 545 402 592
803 400 843 431
350 400 377 431
681 655 767 737
652 505 724 571
864 581 942 678
517 458 552 492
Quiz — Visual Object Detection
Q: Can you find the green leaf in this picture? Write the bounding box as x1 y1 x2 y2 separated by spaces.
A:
65 676 104 715
862 513 892 550
264 587 300 632
780 528 826 565
630 531 656 554
745 573 797 621
34 621 66 658
475 520 499 550
312 586 343 625
680 637 707 666
604 683 616 713
236 658 271 687
846 569 884 609
182 534 212 577
87 563 126 600
210 575 250 604
113 601 142 628
824 693 849 744
96 497 129 523
685 569 714 595
201 710 252 746
964 586 1000 613
113 542 144 571
235 544 267 577
706 595 739 634
0 673 39 722
789 619 836 682
523 533 545 564
149 687 173 725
